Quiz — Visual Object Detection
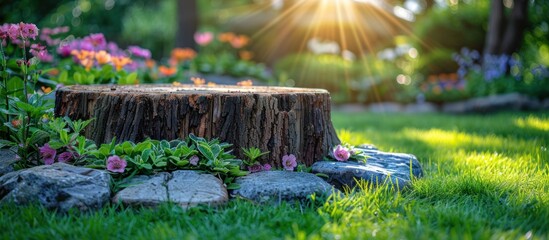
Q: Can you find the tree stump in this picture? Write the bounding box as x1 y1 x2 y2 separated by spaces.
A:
55 84 340 167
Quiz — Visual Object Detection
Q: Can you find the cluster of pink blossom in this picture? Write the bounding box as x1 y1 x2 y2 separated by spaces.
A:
38 144 75 165
39 26 69 46
248 162 272 173
0 22 38 43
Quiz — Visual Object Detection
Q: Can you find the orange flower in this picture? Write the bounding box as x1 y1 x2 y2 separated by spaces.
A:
146 59 156 69
95 50 111 65
48 68 59 76
191 77 205 86
207 82 217 86
71 50 95 71
41 86 52 94
159 65 177 76
171 48 196 63
218 32 235 43
237 79 253 87
71 49 94 61
11 119 21 128
111 56 132 71
230 35 249 49
239 50 253 61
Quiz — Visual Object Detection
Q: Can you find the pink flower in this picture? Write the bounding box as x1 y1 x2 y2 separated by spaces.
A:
7 24 20 41
248 163 263 173
189 155 199 166
57 152 73 163
0 24 9 40
39 143 56 165
263 163 272 171
20 23 38 40
128 45 151 59
332 145 350 161
83 33 106 50
106 155 127 173
194 32 213 46
282 154 297 171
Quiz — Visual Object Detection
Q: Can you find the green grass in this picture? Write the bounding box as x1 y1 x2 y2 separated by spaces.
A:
1 111 548 239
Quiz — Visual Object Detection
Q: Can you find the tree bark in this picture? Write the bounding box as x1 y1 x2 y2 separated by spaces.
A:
484 0 529 55
175 0 198 49
501 0 528 54
55 84 341 167
484 0 505 55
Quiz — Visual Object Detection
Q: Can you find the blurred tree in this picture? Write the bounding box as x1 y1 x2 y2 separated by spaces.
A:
175 0 198 49
484 0 528 56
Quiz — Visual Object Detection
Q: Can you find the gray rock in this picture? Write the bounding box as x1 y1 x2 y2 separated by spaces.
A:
112 173 169 207
113 170 228 208
312 147 423 190
442 93 541 113
233 171 335 203
0 163 111 212
0 148 17 176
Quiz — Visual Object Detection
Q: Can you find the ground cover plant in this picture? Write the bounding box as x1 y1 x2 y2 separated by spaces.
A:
1 111 547 239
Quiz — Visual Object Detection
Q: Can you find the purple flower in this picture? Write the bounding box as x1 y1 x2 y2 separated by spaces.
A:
128 46 151 59
57 43 73 57
57 152 73 163
106 155 127 173
248 163 263 173
189 155 199 166
282 154 297 171
263 163 272 171
39 143 56 165
332 145 350 161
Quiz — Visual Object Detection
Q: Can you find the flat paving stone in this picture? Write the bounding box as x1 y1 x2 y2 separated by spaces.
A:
312 146 423 190
113 170 228 208
232 171 336 203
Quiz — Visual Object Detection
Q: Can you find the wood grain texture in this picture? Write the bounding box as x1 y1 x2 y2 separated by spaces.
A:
55 84 340 166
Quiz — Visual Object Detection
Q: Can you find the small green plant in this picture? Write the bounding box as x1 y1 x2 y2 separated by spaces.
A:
84 134 248 189
241 147 269 166
241 147 271 173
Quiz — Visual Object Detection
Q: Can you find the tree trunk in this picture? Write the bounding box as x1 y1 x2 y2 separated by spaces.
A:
55 84 340 167
175 0 198 49
484 0 529 55
484 0 505 55
501 0 528 54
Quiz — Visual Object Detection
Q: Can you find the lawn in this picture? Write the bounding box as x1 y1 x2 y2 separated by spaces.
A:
1 111 548 239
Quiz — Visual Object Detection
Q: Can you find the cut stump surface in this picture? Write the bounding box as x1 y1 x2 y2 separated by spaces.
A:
55 84 340 166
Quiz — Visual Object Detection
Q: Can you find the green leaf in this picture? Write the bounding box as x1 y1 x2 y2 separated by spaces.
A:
175 160 189 167
141 149 151 162
48 140 65 150
58 71 69 84
197 142 215 162
226 183 241 190
141 163 152 170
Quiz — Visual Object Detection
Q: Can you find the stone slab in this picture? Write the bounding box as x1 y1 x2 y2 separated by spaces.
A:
232 171 335 203
113 170 228 208
112 173 169 207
